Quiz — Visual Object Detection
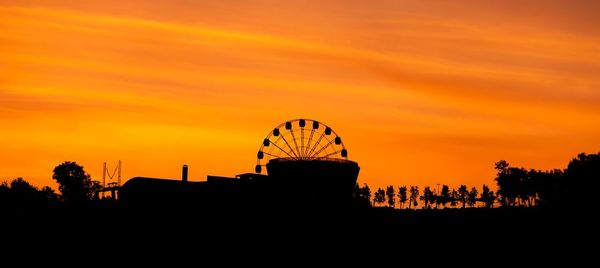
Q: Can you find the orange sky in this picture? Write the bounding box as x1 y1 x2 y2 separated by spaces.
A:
1 0 599 191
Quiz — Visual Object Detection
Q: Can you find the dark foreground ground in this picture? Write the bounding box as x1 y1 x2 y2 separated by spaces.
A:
1 206 596 262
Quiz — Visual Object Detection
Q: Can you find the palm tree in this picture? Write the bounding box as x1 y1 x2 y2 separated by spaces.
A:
409 186 419 209
398 186 408 209
385 185 396 208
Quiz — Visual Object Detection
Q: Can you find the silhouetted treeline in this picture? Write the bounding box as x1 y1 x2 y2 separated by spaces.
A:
495 152 600 209
2 152 598 212
0 161 102 212
355 152 600 210
355 183 494 209
0 178 59 211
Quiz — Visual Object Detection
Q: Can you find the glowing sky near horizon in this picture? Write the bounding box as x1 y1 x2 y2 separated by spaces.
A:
1 0 599 190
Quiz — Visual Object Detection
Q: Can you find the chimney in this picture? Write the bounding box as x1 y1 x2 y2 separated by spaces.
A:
182 164 188 183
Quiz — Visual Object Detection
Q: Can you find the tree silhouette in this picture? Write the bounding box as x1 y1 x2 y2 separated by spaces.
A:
409 186 419 209
398 186 407 209
9 178 41 209
458 185 468 208
432 189 440 209
480 184 496 208
493 153 600 209
357 183 372 205
0 182 9 209
440 185 450 208
420 186 433 209
385 185 395 208
490 153 600 209
373 188 386 207
0 178 59 210
467 187 478 208
564 152 600 208
495 160 511 206
364 184 372 201
52 161 101 204
354 183 372 207
450 188 459 207
39 186 59 205
520 169 535 207
495 160 528 206
10 178 38 195
531 169 563 208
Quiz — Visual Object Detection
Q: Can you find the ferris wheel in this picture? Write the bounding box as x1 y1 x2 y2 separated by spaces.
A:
255 119 348 173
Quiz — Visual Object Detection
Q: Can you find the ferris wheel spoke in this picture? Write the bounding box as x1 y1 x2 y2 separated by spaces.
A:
268 139 295 159
307 132 326 157
315 150 342 160
308 134 330 157
310 139 334 158
305 129 315 156
300 127 305 158
289 129 301 159
280 135 298 158
262 151 285 159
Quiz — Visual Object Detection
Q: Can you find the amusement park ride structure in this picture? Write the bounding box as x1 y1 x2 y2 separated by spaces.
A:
98 160 121 199
118 118 360 207
255 118 349 173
